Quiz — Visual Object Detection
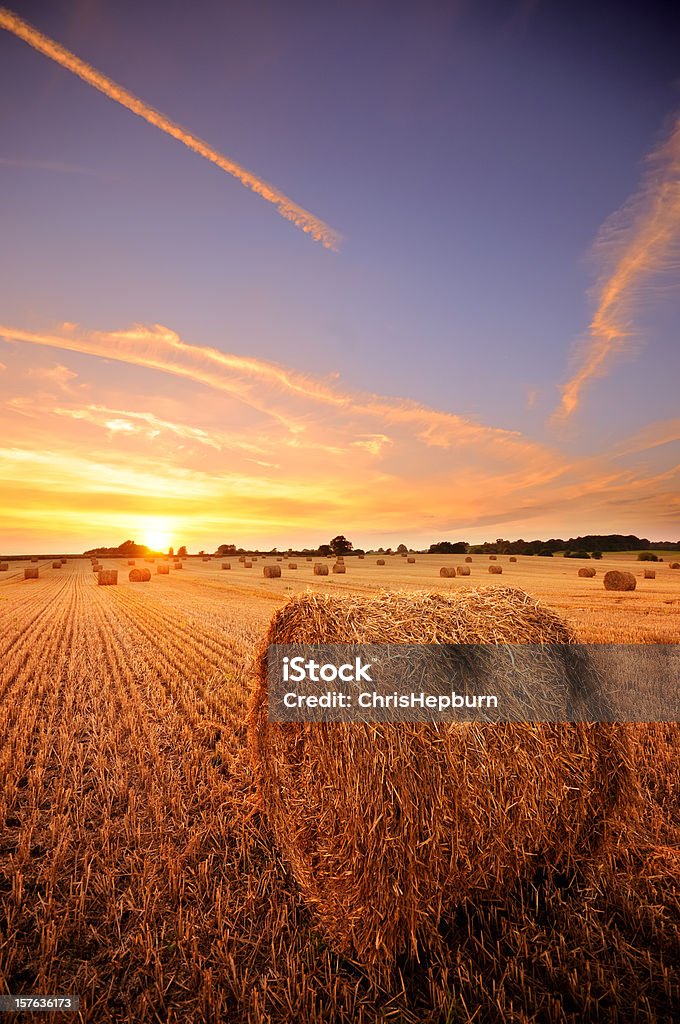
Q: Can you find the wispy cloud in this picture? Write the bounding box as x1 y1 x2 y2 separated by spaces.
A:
0 156 119 179
554 113 680 421
0 7 341 250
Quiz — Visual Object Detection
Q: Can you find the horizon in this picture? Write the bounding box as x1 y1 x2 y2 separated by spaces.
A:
2 1 679 550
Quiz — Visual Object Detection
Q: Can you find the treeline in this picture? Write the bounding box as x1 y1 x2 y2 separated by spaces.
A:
466 534 679 555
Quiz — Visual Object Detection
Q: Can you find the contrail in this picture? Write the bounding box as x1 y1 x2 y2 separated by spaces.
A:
0 7 341 250
554 114 680 421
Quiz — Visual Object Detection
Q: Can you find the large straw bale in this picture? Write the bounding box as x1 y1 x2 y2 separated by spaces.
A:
376 559 386 566
97 569 118 586
603 570 636 591
643 569 656 579
465 556 472 563
24 568 39 580
332 563 346 573
407 556 416 563
250 589 630 970
489 554 498 560
439 567 456 577
0 563 8 571
244 560 253 568
222 563 231 570
509 556 517 562
128 560 135 566
488 564 503 574
264 565 282 578
314 564 329 576
670 562 680 569
157 564 169 575
456 565 471 576
52 561 62 569
129 568 151 582
578 567 596 578
288 563 298 569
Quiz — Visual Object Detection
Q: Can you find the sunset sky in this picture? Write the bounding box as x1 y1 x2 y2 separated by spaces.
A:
1 0 679 553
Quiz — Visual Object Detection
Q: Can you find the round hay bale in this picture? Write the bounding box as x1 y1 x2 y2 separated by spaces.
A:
313 563 329 576
439 567 456 577
97 569 118 586
401 552 408 557
264 565 282 578
24 568 39 580
222 563 231 570
643 569 656 579
456 565 471 576
30 557 38 563
202 557 210 562
0 563 8 571
376 559 386 566
276 557 283 562
407 557 416 564
488 564 503 574
509 556 517 562
670 562 680 570
128 560 135 566
332 563 346 574
603 570 636 591
129 568 151 582
92 565 101 573
244 560 253 568
52 561 62 569
358 554 365 559
489 554 497 560
578 567 596 578
465 556 472 563
306 557 313 562
157 564 169 575
288 563 298 569
250 589 630 970
174 560 182 569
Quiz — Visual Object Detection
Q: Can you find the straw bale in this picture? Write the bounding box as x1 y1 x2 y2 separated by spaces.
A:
603 570 636 591
129 568 151 582
250 589 630 969
314 564 329 576
578 567 596 578
97 570 118 586
264 565 282 578
439 567 456 577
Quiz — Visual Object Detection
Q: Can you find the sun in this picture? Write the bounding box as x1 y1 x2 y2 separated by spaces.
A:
139 517 174 553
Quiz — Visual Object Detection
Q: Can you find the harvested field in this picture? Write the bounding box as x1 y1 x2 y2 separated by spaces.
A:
0 553 677 1022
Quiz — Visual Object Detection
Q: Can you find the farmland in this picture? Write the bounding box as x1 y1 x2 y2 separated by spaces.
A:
0 553 678 1022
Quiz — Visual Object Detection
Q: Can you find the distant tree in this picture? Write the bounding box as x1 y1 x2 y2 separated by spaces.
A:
637 552 659 561
385 547 393 555
429 541 467 554
168 546 174 558
591 550 602 560
177 545 188 557
564 550 591 559
330 535 353 556
397 543 408 554
318 544 332 557
538 550 554 557
217 543 237 556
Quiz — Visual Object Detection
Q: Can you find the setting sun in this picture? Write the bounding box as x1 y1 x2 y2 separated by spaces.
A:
139 517 174 553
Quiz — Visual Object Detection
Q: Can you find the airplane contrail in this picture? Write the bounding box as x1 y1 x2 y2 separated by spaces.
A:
0 7 341 250
554 113 680 421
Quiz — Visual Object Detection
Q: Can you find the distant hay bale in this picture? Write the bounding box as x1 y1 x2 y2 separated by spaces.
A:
456 565 471 576
488 564 503 574
250 589 630 970
407 557 416 564
401 552 408 557
222 563 231 570
129 568 151 582
97 570 118 586
0 563 8 571
603 570 636 591
174 560 182 568
289 563 298 569
439 567 456 577
465 556 472 562
644 569 656 579
376 559 386 566
244 560 253 568
92 565 101 573
670 562 680 570
333 563 346 573
358 554 365 559
264 565 282 578
306 557 313 562
52 561 62 569
157 564 169 574
314 564 329 576
31 557 38 563
202 557 210 562
277 557 283 562
509 556 517 562
578 567 596 578
489 555 497 560
24 568 39 580
252 557 259 562
128 560 135 566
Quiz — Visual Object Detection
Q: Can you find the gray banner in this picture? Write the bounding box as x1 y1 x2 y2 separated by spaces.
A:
266 644 680 722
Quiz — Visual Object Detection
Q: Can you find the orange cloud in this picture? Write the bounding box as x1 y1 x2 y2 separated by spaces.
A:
0 7 341 250
554 113 680 420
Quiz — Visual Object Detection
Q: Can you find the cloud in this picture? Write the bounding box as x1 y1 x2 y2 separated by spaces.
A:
554 113 680 420
25 363 78 390
0 7 341 250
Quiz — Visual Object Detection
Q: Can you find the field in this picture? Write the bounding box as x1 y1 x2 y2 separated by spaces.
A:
0 553 677 1022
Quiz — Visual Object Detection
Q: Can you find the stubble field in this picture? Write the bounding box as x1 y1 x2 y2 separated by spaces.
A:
0 553 677 1022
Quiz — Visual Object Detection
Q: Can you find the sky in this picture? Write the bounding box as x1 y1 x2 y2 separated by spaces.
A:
1 0 679 553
